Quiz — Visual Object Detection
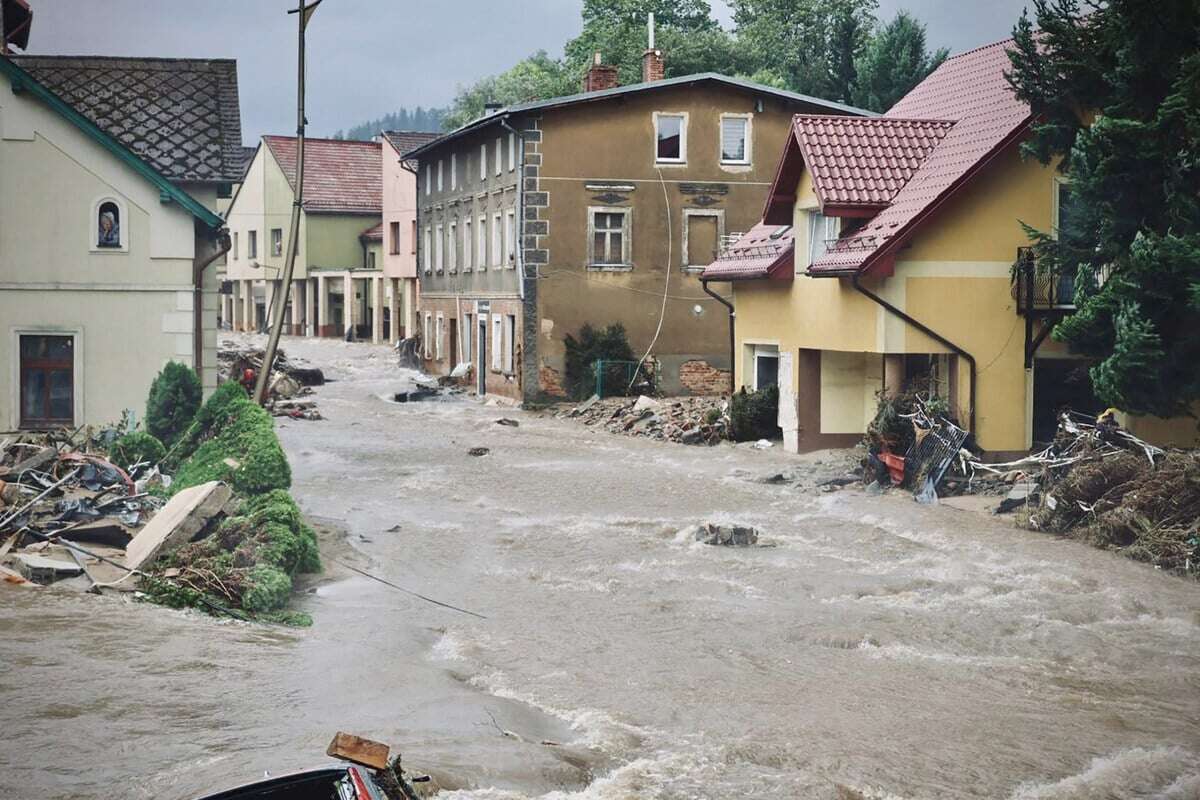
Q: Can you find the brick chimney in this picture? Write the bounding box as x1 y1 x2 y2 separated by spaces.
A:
641 13 664 83
582 52 619 93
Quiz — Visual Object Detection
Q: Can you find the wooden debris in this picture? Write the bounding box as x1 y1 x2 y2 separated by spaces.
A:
326 731 390 770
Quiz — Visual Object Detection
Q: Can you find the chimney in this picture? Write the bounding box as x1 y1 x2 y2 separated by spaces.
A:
582 52 619 93
483 102 503 116
642 13 664 83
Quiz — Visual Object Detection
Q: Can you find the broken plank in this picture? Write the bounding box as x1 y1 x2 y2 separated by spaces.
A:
326 732 390 770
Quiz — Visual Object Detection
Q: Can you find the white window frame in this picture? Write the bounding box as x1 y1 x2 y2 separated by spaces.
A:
504 209 515 267
450 153 457 190
232 231 239 260
437 160 443 193
752 344 780 391
491 213 502 267
491 313 503 371
476 214 487 271
448 221 457 273
435 312 444 361
495 138 502 176
10 327 84 430
434 224 444 273
508 133 515 171
424 163 430 196
587 206 632 268
248 229 258 259
653 111 688 165
480 143 487 181
271 227 283 257
719 113 752 166
681 208 726 272
423 226 432 273
422 312 432 357
463 218 473 271
503 314 515 373
806 211 839 267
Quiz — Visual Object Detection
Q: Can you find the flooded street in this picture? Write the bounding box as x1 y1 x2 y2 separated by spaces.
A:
2 335 1198 800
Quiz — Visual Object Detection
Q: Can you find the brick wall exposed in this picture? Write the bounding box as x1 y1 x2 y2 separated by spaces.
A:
679 359 730 396
539 363 566 397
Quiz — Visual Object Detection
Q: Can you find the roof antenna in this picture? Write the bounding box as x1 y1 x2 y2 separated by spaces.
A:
648 12 655 49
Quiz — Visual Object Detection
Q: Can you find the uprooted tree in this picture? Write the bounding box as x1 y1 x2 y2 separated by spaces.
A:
1005 0 1200 419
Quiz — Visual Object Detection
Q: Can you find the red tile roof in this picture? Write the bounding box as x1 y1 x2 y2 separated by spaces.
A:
793 116 954 210
360 222 384 241
807 39 1031 275
701 223 794 281
382 130 441 159
263 136 382 214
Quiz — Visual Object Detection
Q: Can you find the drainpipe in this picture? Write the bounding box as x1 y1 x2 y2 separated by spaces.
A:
851 272 976 433
192 225 232 384
701 279 735 396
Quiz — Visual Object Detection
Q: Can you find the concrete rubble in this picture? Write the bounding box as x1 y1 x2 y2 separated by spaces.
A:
685 522 760 547
555 394 729 445
219 340 325 420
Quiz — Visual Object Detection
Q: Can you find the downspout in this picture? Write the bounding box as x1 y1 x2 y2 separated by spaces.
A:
701 279 735 396
851 272 976 434
192 225 232 384
401 159 419 340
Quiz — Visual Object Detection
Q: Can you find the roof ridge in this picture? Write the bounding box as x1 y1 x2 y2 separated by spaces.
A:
15 54 238 65
944 36 1015 61
794 113 956 125
264 134 381 147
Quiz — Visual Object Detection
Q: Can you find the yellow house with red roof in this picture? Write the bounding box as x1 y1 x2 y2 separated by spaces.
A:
703 39 1198 456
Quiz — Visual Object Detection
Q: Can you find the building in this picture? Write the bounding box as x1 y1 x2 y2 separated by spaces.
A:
0 53 235 429
405 51 868 402
381 131 439 339
702 38 1199 456
224 136 396 341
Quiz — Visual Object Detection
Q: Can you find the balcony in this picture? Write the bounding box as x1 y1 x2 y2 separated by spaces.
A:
1011 247 1077 315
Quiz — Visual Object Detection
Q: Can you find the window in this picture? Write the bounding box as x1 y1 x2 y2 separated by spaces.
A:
367 250 376 270
504 314 516 373
233 231 239 260
806 211 839 266
462 313 472 361
424 163 430 196
477 215 487 269
683 210 724 271
491 314 503 371
508 133 515 171
435 313 444 360
492 213 502 266
588 208 630 266
720 114 750 164
96 200 122 249
411 220 417 254
752 345 779 391
1052 178 1075 239
480 143 487 180
451 154 457 190
654 112 686 163
390 221 401 254
248 230 258 259
495 138 502 176
505 209 515 266
422 313 432 357
271 228 283 257
463 219 473 270
19 334 74 428
435 224 444 272
423 226 432 273
437 160 444 192
448 222 457 272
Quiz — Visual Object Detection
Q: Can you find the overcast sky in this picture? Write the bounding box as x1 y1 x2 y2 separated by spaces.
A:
25 0 1031 142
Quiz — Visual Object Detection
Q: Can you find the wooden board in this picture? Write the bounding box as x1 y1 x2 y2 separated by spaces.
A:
326 732 390 770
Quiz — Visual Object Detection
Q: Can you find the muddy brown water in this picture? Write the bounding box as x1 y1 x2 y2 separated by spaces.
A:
1 336 1197 800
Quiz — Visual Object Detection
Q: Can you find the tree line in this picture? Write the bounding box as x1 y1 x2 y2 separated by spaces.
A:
332 106 446 141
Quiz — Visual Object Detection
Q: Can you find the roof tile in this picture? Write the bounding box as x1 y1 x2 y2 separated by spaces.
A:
701 223 794 281
264 136 381 214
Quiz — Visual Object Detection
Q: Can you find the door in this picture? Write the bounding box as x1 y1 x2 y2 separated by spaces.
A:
449 320 459 369
20 334 74 428
477 316 487 395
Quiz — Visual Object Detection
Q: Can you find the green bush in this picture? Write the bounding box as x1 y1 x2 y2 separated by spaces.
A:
146 362 202 449
108 431 165 472
171 388 290 496
242 565 293 613
563 323 636 400
730 385 781 442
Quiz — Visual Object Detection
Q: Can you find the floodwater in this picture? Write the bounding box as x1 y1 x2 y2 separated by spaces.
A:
2 336 1198 800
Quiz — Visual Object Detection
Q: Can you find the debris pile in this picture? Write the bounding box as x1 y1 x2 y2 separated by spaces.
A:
558 394 729 445
685 522 760 547
862 394 969 502
218 340 325 420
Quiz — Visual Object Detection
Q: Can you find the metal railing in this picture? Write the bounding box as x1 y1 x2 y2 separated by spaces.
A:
1012 246 1079 313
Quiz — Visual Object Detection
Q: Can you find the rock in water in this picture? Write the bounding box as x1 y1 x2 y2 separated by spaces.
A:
468 447 490 457
688 522 759 547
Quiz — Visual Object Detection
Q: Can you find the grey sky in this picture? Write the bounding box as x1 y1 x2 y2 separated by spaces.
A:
25 0 1031 143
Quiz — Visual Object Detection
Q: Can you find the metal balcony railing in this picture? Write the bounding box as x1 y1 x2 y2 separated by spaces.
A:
1012 246 1079 314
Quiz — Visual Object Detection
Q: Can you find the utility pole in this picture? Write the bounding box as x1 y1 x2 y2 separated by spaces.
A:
255 0 321 405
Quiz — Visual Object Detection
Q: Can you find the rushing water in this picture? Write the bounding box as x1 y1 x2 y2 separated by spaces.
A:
1 336 1197 800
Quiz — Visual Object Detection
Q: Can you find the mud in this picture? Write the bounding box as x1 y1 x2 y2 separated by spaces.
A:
1 335 1197 800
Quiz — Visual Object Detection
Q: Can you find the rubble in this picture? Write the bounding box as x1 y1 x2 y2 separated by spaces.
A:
555 394 729 445
685 522 760 546
218 340 325 420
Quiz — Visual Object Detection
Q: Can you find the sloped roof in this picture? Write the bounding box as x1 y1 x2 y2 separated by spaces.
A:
807 39 1031 275
263 136 382 214
360 221 384 241
792 116 954 210
382 130 440 159
404 72 873 159
701 223 794 281
11 54 244 184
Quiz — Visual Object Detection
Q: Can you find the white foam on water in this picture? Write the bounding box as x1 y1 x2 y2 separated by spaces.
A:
1008 746 1200 799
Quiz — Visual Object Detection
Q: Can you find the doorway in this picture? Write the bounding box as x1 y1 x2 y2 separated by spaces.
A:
477 315 487 396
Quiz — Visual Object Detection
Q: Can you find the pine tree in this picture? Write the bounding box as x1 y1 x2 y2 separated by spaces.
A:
1006 0 1200 418
853 11 948 112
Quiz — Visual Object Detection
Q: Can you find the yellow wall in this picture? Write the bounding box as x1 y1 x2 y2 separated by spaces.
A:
306 214 377 270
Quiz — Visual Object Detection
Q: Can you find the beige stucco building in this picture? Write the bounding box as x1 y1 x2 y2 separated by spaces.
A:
0 54 240 430
224 136 399 341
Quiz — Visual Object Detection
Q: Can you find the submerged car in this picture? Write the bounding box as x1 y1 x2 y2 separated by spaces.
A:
196 765 394 800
